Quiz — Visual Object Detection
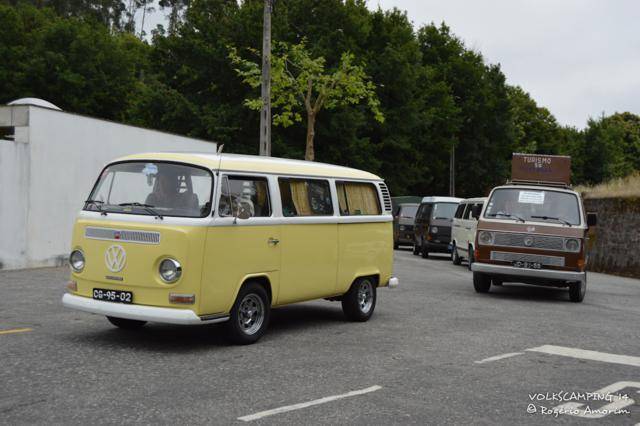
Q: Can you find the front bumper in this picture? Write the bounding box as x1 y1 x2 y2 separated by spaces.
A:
62 293 229 325
471 262 585 282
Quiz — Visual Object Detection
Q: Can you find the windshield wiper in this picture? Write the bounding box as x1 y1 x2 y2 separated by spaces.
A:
531 215 572 227
487 213 526 223
118 202 163 220
85 199 107 216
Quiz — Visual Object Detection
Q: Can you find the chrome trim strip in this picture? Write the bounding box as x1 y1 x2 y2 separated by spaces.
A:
472 262 585 282
62 293 229 325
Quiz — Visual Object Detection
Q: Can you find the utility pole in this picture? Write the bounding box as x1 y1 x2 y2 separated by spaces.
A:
449 144 455 197
259 0 272 156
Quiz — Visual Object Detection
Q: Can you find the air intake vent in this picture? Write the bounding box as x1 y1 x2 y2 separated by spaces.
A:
85 227 160 245
378 182 392 213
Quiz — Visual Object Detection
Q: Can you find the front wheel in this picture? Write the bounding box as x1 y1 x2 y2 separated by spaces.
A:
452 244 462 265
342 277 377 322
421 241 429 259
225 282 270 344
473 272 491 293
467 245 475 271
569 278 586 303
412 241 420 255
106 316 147 329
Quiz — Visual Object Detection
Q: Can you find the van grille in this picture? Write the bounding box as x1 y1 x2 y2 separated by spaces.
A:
493 232 564 251
378 182 392 213
85 227 160 245
490 251 565 267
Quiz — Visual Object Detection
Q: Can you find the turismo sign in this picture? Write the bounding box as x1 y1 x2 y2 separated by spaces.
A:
511 153 571 185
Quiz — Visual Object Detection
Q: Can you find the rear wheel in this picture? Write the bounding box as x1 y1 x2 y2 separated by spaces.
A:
569 277 586 303
225 282 270 344
342 277 377 322
452 244 462 265
473 272 491 293
106 316 147 329
393 242 399 250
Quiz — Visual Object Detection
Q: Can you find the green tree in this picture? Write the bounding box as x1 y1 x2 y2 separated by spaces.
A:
229 40 384 161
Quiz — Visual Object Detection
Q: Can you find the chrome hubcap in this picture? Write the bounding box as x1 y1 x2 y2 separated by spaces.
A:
237 294 264 335
357 281 373 314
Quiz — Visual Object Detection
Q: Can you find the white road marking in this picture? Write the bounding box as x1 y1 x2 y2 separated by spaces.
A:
238 385 382 422
474 352 524 364
526 345 640 367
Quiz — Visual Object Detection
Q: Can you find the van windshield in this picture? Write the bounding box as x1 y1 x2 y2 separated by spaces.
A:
432 203 458 220
484 188 581 226
86 162 213 218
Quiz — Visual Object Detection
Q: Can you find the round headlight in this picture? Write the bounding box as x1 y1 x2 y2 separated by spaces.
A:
159 258 182 283
430 226 438 234
69 250 85 272
564 238 580 253
478 231 494 245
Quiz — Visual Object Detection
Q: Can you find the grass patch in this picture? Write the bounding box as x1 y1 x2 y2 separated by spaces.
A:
576 173 640 199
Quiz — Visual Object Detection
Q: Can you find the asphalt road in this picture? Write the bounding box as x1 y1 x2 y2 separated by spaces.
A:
1 250 639 425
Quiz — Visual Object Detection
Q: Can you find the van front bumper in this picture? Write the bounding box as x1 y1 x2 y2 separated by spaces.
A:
62 293 229 325
471 262 585 282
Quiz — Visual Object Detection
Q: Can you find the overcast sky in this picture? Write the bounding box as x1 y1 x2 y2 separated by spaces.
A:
373 0 640 128
143 1 640 128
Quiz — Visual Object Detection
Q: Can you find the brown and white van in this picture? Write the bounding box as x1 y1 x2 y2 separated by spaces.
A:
470 154 597 302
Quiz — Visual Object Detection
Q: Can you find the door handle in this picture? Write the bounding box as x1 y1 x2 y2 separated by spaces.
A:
268 238 280 246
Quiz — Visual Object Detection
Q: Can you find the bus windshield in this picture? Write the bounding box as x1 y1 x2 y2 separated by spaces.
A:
484 188 581 226
85 162 213 218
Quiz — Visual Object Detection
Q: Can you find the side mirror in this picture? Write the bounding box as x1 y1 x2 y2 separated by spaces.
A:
587 212 597 227
471 204 482 219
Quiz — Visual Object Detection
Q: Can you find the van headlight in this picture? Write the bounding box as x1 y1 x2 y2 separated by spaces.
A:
430 226 438 234
69 250 85 272
159 258 182 283
564 238 581 253
478 231 495 245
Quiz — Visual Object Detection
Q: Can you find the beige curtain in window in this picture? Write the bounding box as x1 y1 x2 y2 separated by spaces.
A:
343 183 380 215
337 184 348 213
290 181 312 215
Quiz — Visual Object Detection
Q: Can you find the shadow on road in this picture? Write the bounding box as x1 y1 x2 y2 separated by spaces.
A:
59 303 348 351
484 283 571 303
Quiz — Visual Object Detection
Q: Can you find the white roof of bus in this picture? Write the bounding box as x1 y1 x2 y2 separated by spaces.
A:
420 196 463 203
460 197 487 203
114 152 382 180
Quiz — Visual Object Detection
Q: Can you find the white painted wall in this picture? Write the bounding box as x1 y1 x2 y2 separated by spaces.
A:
0 105 217 270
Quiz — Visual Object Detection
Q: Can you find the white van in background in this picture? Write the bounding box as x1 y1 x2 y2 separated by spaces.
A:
451 197 487 270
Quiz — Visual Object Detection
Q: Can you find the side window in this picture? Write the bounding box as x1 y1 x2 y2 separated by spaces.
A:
279 178 333 217
454 204 466 219
462 204 472 219
219 175 271 217
336 182 382 215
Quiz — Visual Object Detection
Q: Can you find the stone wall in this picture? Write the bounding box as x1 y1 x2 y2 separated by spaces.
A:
584 197 640 278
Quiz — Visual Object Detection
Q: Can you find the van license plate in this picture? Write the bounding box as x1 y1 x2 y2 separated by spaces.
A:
93 288 133 304
512 261 542 270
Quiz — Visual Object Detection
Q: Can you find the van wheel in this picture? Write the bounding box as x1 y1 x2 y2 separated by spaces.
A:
342 277 377 322
106 316 147 329
412 241 420 255
473 272 491 293
225 282 270 344
452 244 462 265
569 278 586 303
393 242 399 250
467 245 474 271
421 241 429 258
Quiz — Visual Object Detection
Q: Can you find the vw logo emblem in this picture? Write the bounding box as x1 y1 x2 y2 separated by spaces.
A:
524 236 534 247
105 245 126 273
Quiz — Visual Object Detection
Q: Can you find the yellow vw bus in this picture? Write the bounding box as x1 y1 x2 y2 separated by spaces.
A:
62 152 398 344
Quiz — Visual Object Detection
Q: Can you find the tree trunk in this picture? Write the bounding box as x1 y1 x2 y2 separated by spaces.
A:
305 112 316 161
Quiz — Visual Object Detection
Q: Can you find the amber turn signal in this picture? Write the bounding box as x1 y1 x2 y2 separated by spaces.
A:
169 293 195 304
